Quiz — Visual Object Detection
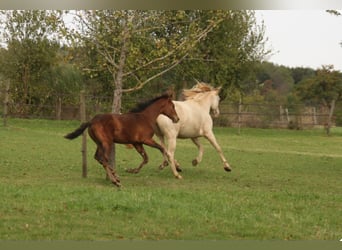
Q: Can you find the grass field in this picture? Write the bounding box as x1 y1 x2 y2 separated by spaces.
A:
0 118 341 240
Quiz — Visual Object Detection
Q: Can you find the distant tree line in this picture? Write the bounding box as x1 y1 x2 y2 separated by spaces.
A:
252 62 342 132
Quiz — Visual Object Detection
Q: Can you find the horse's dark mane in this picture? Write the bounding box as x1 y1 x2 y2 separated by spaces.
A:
129 93 170 113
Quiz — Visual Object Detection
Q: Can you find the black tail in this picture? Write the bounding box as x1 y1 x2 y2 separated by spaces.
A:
64 122 91 140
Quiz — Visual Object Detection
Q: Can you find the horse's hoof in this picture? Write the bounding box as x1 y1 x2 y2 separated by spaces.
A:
113 181 121 187
159 161 169 170
175 174 183 179
126 168 139 174
192 159 198 166
176 167 182 172
224 166 232 172
159 164 166 170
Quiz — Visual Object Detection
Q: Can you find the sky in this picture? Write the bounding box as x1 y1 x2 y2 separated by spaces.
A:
255 10 342 71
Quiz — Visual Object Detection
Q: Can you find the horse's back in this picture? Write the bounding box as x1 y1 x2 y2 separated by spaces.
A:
90 113 154 144
91 113 136 126
88 113 116 139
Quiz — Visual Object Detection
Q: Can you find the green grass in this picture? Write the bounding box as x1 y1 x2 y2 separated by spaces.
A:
0 119 341 240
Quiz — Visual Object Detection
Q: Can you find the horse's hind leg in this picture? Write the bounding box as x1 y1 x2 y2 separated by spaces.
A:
89 125 121 187
126 144 148 174
94 146 115 176
204 131 231 172
191 137 204 166
103 163 121 187
97 143 121 187
94 147 103 164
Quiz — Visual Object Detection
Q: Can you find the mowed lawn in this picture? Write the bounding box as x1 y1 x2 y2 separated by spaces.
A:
0 118 341 240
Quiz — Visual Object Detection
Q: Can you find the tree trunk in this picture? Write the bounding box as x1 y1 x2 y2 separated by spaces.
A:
110 50 126 173
325 99 336 136
22 64 30 116
3 80 10 127
237 95 242 135
109 16 131 174
112 88 122 114
111 19 130 114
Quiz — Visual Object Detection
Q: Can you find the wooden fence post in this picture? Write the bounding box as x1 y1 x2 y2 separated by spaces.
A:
80 90 87 178
312 107 317 125
56 97 62 120
279 105 283 123
237 96 242 135
285 108 289 123
3 80 10 127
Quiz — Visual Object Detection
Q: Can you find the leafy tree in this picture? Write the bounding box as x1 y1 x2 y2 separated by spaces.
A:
43 62 83 99
170 10 270 101
326 10 341 16
290 67 315 84
296 65 342 134
67 10 234 113
255 62 295 103
0 10 64 114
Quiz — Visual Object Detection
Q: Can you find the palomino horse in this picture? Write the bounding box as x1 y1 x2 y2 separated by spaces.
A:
155 82 231 179
64 93 179 187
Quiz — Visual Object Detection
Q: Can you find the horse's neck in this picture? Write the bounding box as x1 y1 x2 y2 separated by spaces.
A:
141 102 163 122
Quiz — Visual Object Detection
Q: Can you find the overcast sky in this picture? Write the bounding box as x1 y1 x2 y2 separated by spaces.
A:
255 10 342 71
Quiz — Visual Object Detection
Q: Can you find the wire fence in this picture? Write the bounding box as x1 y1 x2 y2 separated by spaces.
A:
1 88 341 129
215 103 340 129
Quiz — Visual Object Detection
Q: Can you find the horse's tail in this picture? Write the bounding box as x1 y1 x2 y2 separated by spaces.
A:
64 122 91 140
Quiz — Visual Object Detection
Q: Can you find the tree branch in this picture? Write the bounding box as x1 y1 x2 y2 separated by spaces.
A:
122 53 189 93
122 18 223 78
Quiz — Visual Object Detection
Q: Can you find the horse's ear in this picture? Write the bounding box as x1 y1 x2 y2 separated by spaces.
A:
164 87 176 99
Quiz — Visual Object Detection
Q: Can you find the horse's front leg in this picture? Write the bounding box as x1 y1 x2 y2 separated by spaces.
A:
145 138 182 179
191 137 204 166
204 131 232 172
126 144 148 174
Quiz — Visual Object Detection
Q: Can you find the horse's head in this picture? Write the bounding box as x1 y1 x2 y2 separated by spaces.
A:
210 87 221 118
161 95 179 123
182 82 222 118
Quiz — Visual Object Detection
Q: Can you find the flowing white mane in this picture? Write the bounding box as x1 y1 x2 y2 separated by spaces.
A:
182 82 220 100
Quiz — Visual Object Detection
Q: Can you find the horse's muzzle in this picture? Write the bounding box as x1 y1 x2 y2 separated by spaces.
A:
212 109 220 118
172 115 180 123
